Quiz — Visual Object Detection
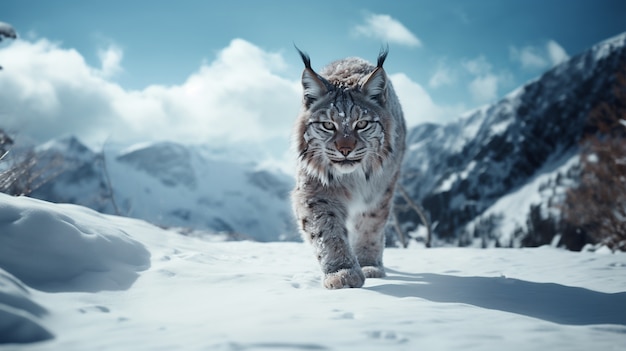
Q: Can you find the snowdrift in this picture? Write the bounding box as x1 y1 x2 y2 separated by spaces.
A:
0 193 150 343
0 195 150 292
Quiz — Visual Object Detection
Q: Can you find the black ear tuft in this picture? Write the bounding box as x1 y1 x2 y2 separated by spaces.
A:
294 44 312 69
377 44 389 68
295 46 330 108
361 46 389 105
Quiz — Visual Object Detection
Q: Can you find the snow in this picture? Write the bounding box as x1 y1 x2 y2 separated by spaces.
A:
1 193 625 350
592 32 626 61
436 173 457 193
435 161 476 193
0 195 150 292
489 117 512 136
466 151 579 245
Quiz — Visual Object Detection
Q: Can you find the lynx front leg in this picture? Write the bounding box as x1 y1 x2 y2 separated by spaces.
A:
350 206 391 278
294 196 365 289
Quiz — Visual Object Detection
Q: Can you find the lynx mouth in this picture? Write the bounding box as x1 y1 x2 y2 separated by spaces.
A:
332 159 361 166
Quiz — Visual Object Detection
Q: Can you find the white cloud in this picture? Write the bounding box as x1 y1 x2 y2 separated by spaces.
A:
353 14 422 48
462 56 503 103
509 46 548 70
390 73 461 127
0 38 301 152
546 40 569 66
510 39 569 70
468 74 499 103
462 55 492 76
97 44 123 78
428 61 455 89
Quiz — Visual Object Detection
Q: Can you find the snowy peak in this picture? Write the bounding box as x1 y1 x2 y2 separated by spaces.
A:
246 169 292 200
588 31 626 62
36 135 96 164
117 142 197 189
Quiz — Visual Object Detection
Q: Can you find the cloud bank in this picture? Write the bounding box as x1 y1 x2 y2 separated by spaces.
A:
0 38 445 161
0 38 301 151
353 14 422 48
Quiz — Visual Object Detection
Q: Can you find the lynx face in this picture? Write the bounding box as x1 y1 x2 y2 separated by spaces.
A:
294 52 396 185
303 95 387 177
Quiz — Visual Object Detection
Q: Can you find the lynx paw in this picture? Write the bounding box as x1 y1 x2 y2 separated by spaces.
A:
362 265 386 278
323 267 365 289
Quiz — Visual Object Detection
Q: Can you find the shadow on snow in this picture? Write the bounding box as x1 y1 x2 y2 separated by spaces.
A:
368 269 626 326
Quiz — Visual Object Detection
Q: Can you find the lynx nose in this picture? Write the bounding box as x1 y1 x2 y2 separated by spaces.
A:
335 135 356 157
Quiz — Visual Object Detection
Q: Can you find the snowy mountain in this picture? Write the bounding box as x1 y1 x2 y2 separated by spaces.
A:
399 32 626 249
28 138 297 242
1 193 625 350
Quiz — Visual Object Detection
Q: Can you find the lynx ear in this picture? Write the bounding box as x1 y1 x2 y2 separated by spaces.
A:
295 46 330 108
302 68 329 108
361 67 387 106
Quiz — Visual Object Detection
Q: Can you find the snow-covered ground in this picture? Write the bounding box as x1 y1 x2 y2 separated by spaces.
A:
1 193 625 350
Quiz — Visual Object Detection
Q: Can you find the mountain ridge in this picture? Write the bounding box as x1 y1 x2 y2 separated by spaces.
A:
27 137 297 242
398 31 626 248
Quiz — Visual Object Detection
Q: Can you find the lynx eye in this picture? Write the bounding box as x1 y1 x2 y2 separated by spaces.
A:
321 121 336 131
355 120 369 130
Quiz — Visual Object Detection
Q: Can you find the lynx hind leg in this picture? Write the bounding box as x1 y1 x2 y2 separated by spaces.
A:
361 265 385 279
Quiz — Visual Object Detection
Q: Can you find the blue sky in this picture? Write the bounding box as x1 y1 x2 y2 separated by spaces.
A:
1 0 625 167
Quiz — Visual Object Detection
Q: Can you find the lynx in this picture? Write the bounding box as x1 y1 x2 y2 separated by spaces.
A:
291 48 406 289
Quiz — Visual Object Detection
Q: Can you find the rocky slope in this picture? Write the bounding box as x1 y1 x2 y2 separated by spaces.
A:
398 32 626 248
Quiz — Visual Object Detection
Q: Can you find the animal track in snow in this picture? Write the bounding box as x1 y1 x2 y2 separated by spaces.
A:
365 330 409 344
157 269 176 277
288 273 320 289
78 305 110 314
331 309 354 320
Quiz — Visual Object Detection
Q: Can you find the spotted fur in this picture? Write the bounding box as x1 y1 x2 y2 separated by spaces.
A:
291 48 406 289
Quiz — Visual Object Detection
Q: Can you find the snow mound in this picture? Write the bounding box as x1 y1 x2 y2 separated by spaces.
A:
0 193 150 292
0 269 53 344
